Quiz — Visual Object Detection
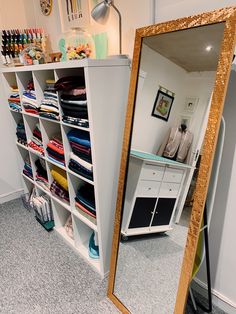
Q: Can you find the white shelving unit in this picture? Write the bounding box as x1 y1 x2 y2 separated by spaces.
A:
1 59 130 277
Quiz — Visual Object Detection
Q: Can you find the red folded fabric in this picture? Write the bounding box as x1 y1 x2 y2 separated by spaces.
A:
47 142 64 155
75 201 96 218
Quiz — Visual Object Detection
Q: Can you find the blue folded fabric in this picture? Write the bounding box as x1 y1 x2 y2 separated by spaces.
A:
67 129 91 148
47 155 65 167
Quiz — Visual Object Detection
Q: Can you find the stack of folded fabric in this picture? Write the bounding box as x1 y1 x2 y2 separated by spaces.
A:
16 120 27 145
8 87 21 112
46 134 65 166
22 90 38 115
75 183 96 224
55 76 89 128
28 123 44 155
50 167 69 203
23 156 33 180
67 129 92 179
69 152 93 180
35 159 49 190
39 80 59 121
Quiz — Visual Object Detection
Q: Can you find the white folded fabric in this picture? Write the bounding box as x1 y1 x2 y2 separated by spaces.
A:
70 152 93 172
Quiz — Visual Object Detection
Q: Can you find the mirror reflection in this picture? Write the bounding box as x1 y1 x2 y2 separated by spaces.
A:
114 23 225 314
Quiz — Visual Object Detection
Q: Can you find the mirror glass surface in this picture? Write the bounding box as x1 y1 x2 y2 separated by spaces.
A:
113 22 225 314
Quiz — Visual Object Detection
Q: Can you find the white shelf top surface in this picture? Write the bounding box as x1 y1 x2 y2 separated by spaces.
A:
1 58 131 73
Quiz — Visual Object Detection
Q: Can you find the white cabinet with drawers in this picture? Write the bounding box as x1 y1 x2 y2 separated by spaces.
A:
121 150 190 238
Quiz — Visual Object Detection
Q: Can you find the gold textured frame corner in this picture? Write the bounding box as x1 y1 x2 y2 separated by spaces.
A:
108 7 236 314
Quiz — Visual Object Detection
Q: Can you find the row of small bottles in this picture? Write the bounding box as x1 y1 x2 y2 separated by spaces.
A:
1 28 45 65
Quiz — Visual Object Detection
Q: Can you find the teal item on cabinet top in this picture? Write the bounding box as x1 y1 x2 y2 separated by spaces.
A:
131 149 192 167
92 32 108 59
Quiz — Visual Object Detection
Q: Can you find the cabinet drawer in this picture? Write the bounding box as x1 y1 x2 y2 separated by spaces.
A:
140 163 164 181
159 182 180 197
163 168 184 183
136 181 160 197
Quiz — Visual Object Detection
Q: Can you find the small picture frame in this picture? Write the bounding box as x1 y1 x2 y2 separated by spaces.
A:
184 97 199 113
151 90 174 122
58 0 90 32
179 114 192 129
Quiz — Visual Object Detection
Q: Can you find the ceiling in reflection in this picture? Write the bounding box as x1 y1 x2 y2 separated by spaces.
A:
143 23 225 72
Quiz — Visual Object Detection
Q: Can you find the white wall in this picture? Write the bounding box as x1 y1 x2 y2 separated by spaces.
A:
154 0 236 310
131 45 215 158
0 0 35 29
155 0 236 23
32 0 153 57
0 0 36 202
131 44 187 153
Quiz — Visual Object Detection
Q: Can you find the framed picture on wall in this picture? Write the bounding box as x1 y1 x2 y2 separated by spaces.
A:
183 96 199 113
58 0 91 32
151 89 174 122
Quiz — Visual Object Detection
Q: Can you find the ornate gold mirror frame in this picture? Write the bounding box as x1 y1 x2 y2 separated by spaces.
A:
107 7 236 314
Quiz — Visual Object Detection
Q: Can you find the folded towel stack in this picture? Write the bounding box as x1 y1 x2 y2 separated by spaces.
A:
39 80 59 121
28 123 44 155
46 134 65 166
67 129 93 180
23 156 33 180
75 183 96 224
16 120 27 146
35 158 49 190
8 88 21 112
55 76 89 128
50 167 69 203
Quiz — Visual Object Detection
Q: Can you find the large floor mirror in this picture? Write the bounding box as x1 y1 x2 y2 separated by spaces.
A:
108 7 236 314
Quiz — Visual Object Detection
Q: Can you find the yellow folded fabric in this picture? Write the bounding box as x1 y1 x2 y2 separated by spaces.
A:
51 167 68 191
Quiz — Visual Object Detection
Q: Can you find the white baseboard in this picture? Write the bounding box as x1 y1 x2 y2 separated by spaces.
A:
193 277 236 314
0 189 24 204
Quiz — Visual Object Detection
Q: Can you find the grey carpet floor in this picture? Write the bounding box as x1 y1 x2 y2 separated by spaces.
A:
0 198 119 314
114 223 189 314
0 198 228 314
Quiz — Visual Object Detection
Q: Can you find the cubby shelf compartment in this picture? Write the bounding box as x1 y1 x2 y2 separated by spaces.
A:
3 59 130 278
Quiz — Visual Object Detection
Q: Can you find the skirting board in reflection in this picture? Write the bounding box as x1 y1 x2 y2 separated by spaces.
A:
193 277 236 314
0 189 24 204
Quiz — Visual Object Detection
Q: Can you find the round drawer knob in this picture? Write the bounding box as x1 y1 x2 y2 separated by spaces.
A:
169 189 172 191
153 172 156 175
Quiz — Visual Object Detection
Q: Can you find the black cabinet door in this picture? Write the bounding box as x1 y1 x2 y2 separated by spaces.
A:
128 197 157 229
151 198 176 226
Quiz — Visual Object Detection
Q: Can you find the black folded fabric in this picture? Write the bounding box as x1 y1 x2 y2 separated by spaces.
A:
46 147 65 161
76 184 95 208
60 102 88 111
35 159 48 179
39 112 59 121
62 116 89 128
69 161 93 181
71 148 92 163
62 108 88 119
61 93 87 101
55 76 85 91
16 132 27 141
